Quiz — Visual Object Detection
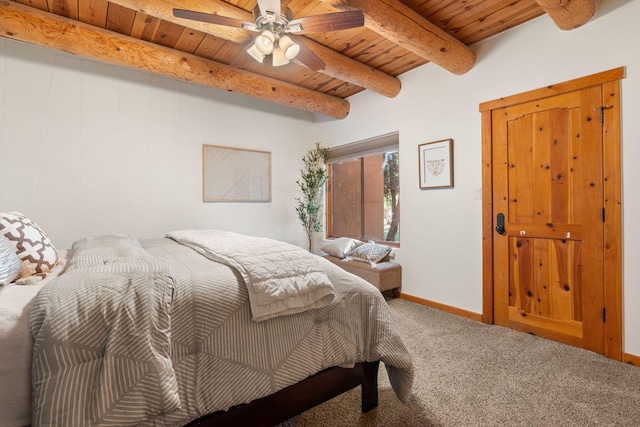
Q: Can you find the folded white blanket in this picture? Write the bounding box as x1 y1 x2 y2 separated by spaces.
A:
166 230 334 321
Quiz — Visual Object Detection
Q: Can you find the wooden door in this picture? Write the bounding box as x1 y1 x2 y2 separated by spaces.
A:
491 86 605 353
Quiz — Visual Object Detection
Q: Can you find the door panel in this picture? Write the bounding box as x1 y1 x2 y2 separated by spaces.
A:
492 87 604 353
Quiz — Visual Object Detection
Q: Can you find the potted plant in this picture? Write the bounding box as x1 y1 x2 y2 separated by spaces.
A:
295 142 329 252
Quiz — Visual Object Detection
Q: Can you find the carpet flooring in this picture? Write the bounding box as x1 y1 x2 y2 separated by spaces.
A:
289 298 640 426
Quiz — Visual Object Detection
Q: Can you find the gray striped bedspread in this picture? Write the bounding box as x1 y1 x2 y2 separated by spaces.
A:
29 235 414 426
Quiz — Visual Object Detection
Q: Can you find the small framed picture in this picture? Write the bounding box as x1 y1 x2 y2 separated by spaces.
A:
418 139 453 189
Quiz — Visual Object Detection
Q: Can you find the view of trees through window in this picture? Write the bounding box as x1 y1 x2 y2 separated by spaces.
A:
327 150 399 243
384 151 400 242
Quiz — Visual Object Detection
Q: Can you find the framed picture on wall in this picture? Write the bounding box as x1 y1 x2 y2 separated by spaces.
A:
418 139 454 189
203 144 272 202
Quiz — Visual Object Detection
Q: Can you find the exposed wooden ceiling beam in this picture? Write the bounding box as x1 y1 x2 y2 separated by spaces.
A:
0 0 350 119
113 0 401 98
319 0 476 75
536 0 596 30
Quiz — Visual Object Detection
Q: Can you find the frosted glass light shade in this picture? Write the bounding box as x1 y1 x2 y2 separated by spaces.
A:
279 35 300 60
247 43 265 63
272 47 289 66
255 30 275 54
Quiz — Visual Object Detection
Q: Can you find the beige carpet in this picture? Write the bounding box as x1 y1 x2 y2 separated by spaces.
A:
289 298 640 426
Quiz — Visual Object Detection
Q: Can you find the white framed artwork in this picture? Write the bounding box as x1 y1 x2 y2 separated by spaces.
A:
203 144 271 202
418 139 453 189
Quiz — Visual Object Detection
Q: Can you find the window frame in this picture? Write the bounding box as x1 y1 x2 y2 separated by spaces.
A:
325 132 400 246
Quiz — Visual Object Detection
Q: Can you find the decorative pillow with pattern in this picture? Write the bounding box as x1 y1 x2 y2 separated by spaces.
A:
0 235 22 286
0 211 58 276
321 237 363 258
346 242 393 266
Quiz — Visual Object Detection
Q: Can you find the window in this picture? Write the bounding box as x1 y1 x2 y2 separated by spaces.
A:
326 132 399 244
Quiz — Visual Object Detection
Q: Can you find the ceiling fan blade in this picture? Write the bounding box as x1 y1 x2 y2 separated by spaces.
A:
173 9 247 28
287 10 364 34
290 35 326 71
257 0 281 22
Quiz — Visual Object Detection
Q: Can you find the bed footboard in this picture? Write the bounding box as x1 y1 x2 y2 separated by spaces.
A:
186 361 380 427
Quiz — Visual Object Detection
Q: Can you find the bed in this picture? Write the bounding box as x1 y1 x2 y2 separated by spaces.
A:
0 228 414 427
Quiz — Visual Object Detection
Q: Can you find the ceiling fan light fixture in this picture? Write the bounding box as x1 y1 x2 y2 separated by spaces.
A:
279 35 300 60
246 43 265 63
255 30 275 55
271 46 289 67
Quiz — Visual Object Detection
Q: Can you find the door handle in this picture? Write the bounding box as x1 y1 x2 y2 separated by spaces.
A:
495 213 506 235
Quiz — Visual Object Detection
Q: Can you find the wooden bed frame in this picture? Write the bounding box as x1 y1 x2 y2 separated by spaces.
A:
185 361 380 427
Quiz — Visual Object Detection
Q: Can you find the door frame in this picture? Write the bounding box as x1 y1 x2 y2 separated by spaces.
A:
479 67 624 360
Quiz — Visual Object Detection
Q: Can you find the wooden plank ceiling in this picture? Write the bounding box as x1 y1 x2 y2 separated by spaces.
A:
0 0 596 118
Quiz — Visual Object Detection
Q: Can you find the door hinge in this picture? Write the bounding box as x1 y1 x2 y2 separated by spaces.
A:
600 105 613 123
602 207 606 223
603 307 607 323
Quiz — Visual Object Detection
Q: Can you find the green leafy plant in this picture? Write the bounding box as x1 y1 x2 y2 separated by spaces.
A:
296 142 329 252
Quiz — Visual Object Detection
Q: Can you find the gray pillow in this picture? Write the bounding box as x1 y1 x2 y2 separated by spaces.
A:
68 234 152 271
321 237 363 258
0 235 22 286
346 242 392 266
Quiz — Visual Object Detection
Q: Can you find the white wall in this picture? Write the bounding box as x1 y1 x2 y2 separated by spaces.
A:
0 39 316 250
313 0 640 355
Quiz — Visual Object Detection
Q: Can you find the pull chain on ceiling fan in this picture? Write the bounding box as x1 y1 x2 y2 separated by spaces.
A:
173 0 365 71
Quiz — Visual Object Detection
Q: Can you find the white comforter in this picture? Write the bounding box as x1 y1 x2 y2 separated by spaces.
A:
166 229 335 321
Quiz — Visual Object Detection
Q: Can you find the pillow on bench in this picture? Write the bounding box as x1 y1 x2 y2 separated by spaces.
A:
321 237 363 259
346 242 393 267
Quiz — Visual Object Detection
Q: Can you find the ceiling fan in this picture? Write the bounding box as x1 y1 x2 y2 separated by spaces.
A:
173 0 364 71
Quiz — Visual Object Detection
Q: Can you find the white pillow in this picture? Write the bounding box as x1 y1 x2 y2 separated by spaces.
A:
321 237 363 258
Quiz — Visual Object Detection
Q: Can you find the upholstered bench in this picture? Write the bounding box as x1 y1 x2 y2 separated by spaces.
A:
323 255 402 297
